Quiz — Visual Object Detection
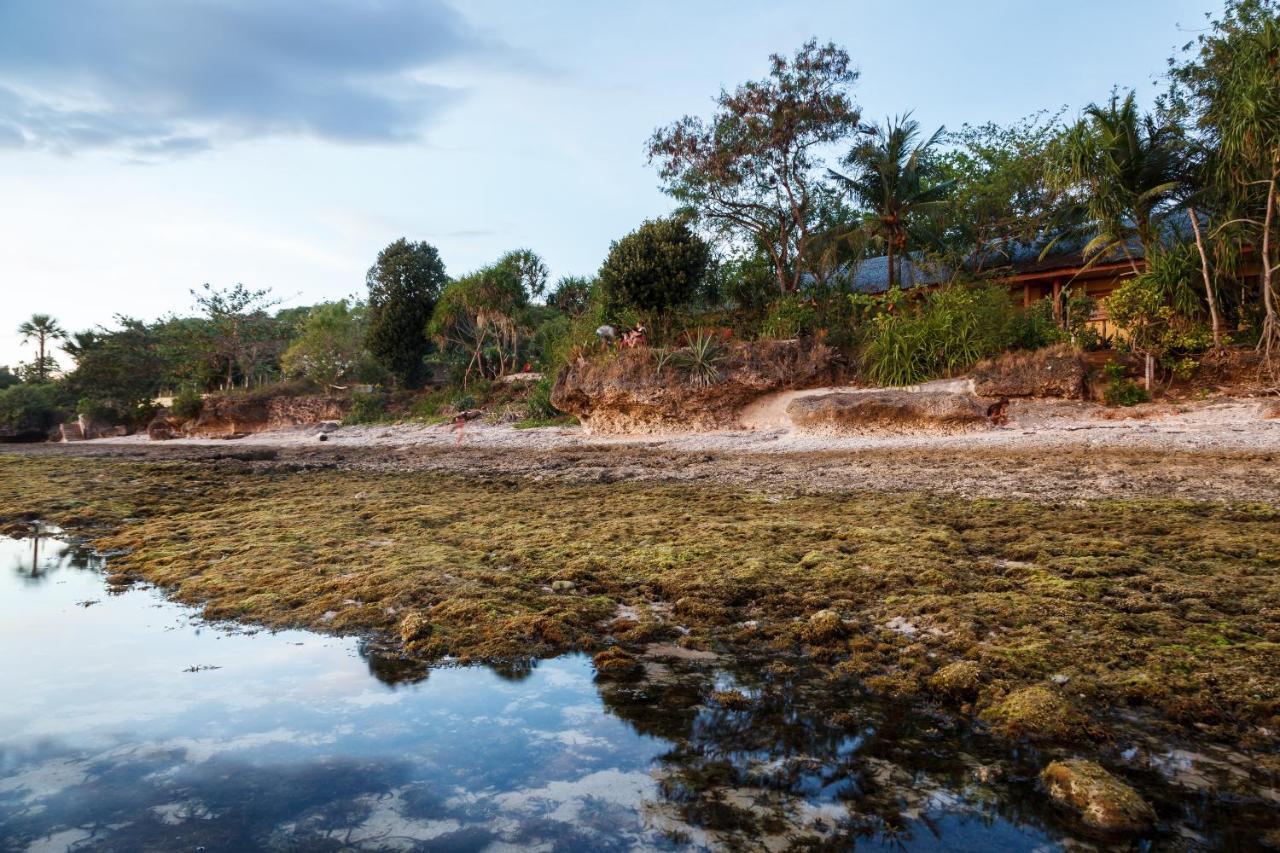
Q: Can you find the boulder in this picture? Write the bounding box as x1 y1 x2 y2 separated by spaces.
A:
1040 760 1155 834
980 684 1089 741
186 394 349 437
146 414 182 441
551 339 839 434
971 344 1086 399
787 390 990 435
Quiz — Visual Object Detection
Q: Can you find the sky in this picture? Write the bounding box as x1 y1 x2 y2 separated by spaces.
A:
0 0 1219 369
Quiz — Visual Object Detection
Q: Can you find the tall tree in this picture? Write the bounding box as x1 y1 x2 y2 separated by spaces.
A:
597 217 710 313
1056 91 1183 271
16 314 66 382
190 283 282 390
364 239 448 387
1171 0 1280 362
828 113 955 290
648 39 861 293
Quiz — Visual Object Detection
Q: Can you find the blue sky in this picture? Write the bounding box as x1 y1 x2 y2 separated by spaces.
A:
1 0 1216 368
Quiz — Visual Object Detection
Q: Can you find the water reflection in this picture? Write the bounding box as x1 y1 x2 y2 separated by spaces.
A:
0 532 1273 851
7 528 101 583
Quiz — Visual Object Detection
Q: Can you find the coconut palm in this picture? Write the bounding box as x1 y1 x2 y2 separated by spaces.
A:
828 113 955 290
1057 92 1183 271
16 313 67 382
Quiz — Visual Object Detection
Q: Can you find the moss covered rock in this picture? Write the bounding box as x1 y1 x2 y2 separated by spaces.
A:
927 661 982 698
981 685 1089 741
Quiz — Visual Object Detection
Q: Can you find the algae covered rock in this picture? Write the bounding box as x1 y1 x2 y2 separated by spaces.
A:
592 647 642 680
981 684 1089 741
1041 759 1155 833
397 612 434 644
799 609 846 643
927 661 982 698
786 390 990 435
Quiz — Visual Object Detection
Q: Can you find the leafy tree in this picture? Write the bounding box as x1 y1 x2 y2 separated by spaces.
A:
648 39 862 293
0 383 72 435
428 261 530 386
548 276 593 318
1171 0 1280 361
598 217 710 313
936 111 1072 271
281 300 371 388
496 249 550 299
1054 91 1184 270
829 113 955 290
365 238 449 386
190 283 283 389
0 366 18 390
16 314 66 382
62 316 167 420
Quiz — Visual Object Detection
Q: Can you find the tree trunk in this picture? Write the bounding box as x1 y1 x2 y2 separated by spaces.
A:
1188 207 1223 348
887 239 896 291
1258 169 1279 370
1144 352 1154 392
37 336 46 381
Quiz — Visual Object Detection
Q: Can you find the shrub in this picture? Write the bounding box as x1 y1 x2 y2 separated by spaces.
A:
0 383 73 434
171 387 204 421
598 217 710 313
344 390 389 424
524 375 560 421
1102 363 1150 406
760 296 818 340
862 283 1015 386
655 330 725 386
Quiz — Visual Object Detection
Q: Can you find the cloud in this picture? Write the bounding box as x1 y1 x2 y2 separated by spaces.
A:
0 0 500 155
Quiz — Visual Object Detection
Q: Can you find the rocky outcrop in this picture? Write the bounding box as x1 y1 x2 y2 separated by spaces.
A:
147 413 184 441
787 390 990 434
971 344 1086 399
551 339 839 434
185 395 349 438
1040 760 1155 834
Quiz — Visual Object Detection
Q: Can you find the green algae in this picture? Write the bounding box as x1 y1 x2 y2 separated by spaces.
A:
1 453 1277 745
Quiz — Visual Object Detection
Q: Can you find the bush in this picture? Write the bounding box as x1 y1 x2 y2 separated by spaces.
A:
171 387 204 420
344 390 389 424
524 375 560 421
598 217 710 313
0 383 73 434
760 296 818 340
1102 363 1150 406
862 283 1015 386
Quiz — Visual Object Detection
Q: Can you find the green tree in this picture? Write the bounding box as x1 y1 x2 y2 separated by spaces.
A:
365 238 448 386
648 39 862 293
16 314 66 382
62 317 167 421
1171 0 1280 361
428 261 530 386
829 113 955 290
190 283 283 389
1055 91 1183 270
0 366 18 390
281 300 370 388
597 217 710 313
548 276 594 318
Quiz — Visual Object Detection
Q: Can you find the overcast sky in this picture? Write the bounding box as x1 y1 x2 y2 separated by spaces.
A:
1 0 1216 368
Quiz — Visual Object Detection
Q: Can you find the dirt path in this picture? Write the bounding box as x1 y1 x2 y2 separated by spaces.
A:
8 395 1280 503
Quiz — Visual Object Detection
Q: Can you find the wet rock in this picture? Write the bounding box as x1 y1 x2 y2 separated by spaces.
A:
928 661 982 698
972 763 1004 784
710 689 752 710
1041 759 1155 834
592 647 642 680
971 344 1087 399
316 420 341 434
981 684 1089 741
787 390 990 435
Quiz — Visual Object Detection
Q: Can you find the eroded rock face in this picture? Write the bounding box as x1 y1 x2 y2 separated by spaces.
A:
551 339 839 434
1041 760 1156 834
971 344 1086 399
185 395 349 437
787 390 990 435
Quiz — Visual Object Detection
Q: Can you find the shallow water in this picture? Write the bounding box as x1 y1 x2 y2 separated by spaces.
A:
0 531 1272 851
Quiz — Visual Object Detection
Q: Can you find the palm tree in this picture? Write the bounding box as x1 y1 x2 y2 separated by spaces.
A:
828 113 954 290
17 314 66 382
1057 92 1183 271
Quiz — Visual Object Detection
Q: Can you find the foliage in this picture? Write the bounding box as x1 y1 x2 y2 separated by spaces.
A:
655 330 726 386
0 366 18 390
829 113 954 289
60 316 170 419
1107 249 1214 363
190 283 285 390
365 238 449 387
0 383 72 433
862 283 1016 386
344 390 389 425
428 258 532 386
171 387 204 420
281 300 372 388
648 39 861 293
1054 91 1184 266
1102 362 1150 406
937 111 1072 270
598 217 710 313
495 249 550 299
523 375 561 421
548 276 593 317
16 314 67 382
760 296 818 339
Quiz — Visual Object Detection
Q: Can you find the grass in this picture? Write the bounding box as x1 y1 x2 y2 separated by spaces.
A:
1 454 1276 746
